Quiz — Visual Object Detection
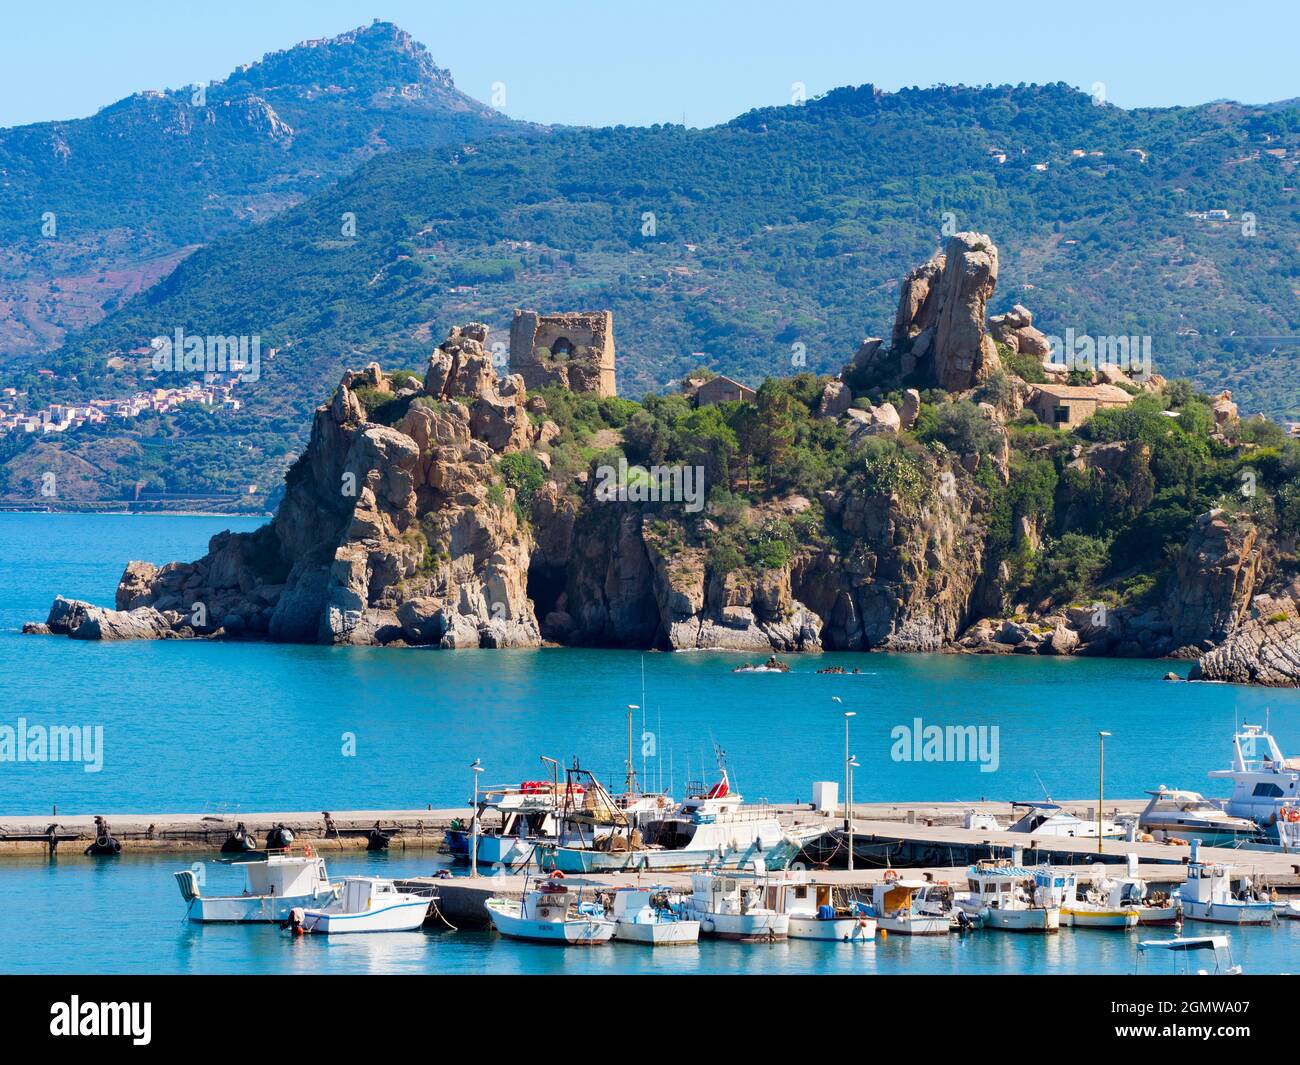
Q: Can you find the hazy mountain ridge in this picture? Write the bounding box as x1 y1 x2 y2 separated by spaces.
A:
0 20 535 362
2 30 1298 506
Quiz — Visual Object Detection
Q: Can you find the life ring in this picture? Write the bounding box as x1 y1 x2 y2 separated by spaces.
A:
883 869 900 883
549 870 566 879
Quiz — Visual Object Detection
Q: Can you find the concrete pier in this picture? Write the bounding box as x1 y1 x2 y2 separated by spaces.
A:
0 808 468 855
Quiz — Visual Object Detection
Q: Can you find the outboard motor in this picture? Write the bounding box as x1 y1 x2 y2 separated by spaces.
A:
221 822 259 854
265 823 295 850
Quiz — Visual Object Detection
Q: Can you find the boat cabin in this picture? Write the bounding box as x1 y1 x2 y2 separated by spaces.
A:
238 853 330 898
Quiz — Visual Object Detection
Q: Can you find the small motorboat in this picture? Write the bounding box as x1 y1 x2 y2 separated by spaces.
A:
678 866 791 941
779 873 875 941
1273 897 1300 919
732 655 790 673
957 860 1060 933
485 874 615 945
1006 800 1123 839
295 877 433 934
1138 786 1258 846
1094 856 1180 925
1175 840 1275 925
175 849 337 923
869 874 953 936
610 887 700 945
1136 935 1242 975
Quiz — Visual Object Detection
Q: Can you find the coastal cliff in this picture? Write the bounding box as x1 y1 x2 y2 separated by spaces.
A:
32 233 1300 684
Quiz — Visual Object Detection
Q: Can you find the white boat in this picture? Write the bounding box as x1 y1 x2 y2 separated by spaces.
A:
175 850 338 923
1138 786 1258 846
1136 935 1242 975
957 860 1060 933
1273 898 1300 919
1208 723 1300 823
540 769 789 873
779 871 875 941
869 875 952 936
446 779 571 869
1006 800 1123 838
609 887 700 945
1092 855 1180 925
485 875 615 944
1175 840 1275 925
296 877 432 934
679 866 791 941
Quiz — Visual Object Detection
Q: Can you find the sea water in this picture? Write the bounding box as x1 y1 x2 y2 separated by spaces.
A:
1 513 1296 974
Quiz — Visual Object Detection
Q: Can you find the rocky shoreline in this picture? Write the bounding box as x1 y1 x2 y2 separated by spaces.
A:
28 236 1300 688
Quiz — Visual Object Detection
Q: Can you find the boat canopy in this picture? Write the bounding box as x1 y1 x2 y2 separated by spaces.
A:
1138 936 1230 952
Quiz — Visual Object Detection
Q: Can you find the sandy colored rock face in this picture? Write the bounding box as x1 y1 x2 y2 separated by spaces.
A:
894 232 1002 391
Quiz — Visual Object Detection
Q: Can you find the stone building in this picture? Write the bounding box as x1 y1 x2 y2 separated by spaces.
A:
1026 383 1133 430
508 309 616 396
695 375 756 406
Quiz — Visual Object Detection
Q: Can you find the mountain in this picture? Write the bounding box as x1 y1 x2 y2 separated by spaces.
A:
4 58 1299 507
0 20 534 362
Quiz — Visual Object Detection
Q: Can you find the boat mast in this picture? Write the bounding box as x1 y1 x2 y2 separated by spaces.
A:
626 703 639 796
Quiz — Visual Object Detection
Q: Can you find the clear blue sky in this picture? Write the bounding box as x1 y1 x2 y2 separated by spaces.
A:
3 0 1297 130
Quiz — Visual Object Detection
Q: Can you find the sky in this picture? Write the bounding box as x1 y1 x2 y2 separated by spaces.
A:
1 0 1297 130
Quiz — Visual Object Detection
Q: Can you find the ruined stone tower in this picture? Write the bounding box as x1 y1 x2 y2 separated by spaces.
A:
508 310 616 397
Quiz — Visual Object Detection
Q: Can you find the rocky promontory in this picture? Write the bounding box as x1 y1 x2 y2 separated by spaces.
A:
32 232 1300 685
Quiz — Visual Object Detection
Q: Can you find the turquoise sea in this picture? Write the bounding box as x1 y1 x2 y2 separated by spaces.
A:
2 512 1298 974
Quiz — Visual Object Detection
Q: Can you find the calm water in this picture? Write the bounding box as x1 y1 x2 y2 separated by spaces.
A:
1 512 1298 974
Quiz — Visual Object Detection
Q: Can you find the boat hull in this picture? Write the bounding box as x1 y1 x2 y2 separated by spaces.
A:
1061 907 1139 929
486 901 614 944
695 911 789 941
787 914 876 941
1182 901 1275 925
613 919 701 945
980 907 1060 933
876 915 951 936
189 888 337 923
540 842 783 875
301 899 431 934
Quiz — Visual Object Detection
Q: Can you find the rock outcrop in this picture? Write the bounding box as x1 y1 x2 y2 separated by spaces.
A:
894 232 1002 391
1190 582 1300 686
40 324 546 648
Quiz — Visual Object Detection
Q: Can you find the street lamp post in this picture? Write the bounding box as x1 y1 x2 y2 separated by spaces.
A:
842 705 857 871
847 756 860 872
1097 731 1111 855
469 758 484 878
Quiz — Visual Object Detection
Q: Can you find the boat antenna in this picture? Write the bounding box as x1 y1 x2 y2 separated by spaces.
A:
1033 771 1052 803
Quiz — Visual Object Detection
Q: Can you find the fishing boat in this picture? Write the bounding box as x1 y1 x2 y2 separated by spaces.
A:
956 860 1060 933
1138 786 1258 846
485 874 615 945
1093 856 1180 925
779 872 875 941
174 849 338 923
538 767 790 873
1055 875 1140 930
294 877 433 934
869 874 953 935
1175 840 1275 925
445 778 572 869
609 887 700 945
1005 800 1123 838
1136 936 1242 975
1208 722 1300 823
678 865 791 941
